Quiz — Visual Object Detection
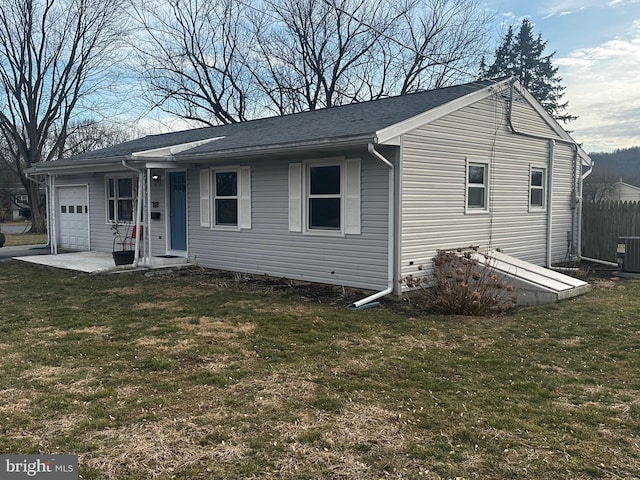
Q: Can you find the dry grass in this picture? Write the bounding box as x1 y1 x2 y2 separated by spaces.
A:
0 261 639 479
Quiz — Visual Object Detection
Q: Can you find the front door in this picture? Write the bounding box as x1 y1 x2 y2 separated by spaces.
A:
169 172 187 252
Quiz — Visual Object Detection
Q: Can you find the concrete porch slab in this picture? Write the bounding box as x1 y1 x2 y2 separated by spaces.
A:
13 251 188 274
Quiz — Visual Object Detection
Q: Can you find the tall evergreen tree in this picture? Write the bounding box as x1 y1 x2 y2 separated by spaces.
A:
480 19 575 124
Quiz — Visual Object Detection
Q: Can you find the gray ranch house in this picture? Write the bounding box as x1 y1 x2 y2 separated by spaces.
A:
29 78 592 306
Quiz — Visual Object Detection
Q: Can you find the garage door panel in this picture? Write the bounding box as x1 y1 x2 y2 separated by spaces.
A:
57 186 89 251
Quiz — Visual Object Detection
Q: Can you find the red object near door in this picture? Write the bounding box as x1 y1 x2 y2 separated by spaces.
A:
131 225 143 239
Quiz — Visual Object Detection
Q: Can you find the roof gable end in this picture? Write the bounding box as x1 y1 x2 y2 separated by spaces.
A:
375 78 509 144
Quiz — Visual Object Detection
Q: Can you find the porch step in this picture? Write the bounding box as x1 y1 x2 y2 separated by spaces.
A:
149 255 189 267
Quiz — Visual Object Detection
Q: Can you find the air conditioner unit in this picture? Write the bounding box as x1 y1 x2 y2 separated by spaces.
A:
617 236 640 273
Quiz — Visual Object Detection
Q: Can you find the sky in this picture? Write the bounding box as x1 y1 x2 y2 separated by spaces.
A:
483 0 640 153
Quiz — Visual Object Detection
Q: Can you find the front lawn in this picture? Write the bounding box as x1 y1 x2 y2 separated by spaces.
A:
0 262 638 479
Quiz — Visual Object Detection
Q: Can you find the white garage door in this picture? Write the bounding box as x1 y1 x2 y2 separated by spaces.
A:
57 186 89 250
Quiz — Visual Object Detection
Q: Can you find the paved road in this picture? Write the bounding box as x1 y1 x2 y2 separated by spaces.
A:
0 245 50 262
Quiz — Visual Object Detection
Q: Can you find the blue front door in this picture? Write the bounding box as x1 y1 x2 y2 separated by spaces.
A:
169 172 187 251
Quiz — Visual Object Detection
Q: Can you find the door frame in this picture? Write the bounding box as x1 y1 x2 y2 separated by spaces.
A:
166 170 188 256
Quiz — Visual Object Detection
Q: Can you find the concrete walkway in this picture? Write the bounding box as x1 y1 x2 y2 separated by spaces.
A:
15 251 119 273
11 250 188 274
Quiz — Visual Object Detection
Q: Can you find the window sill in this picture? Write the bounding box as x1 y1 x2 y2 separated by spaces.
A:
303 229 345 238
464 208 490 215
211 225 241 231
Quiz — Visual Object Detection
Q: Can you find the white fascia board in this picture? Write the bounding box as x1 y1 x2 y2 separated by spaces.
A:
132 136 225 158
375 79 510 145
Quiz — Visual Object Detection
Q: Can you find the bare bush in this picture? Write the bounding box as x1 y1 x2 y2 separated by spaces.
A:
403 249 517 316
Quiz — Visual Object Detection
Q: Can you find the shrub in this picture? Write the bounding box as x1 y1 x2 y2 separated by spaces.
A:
403 249 517 316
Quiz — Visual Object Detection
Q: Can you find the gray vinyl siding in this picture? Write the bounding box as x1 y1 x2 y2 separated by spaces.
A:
148 177 169 255
187 155 389 291
55 172 168 255
400 93 578 280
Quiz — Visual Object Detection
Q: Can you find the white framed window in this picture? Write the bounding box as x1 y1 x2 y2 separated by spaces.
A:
307 162 342 231
199 166 251 229
214 170 239 226
106 176 135 223
466 160 489 212
289 158 361 235
529 166 546 210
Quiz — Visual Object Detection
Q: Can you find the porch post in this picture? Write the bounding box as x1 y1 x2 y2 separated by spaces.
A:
146 167 152 265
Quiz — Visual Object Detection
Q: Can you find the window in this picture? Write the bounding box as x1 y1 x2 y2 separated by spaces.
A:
199 166 251 229
214 170 238 226
106 176 134 222
308 164 341 230
288 158 361 235
466 161 488 211
530 167 546 209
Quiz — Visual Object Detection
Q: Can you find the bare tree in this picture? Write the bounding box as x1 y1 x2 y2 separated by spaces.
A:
134 0 493 122
392 0 493 94
0 0 130 233
132 0 255 126
251 0 405 114
61 120 137 157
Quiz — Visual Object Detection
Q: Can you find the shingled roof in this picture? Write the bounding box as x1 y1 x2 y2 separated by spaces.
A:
38 79 501 167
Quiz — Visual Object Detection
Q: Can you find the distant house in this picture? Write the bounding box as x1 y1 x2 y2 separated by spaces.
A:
0 186 30 221
28 77 592 303
583 180 640 203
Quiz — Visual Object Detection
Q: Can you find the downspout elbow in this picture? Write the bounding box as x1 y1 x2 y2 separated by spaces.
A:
348 144 395 309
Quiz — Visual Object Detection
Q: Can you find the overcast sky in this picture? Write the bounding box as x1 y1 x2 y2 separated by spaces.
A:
483 0 640 153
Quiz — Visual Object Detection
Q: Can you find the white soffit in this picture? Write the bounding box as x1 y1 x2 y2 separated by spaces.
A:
132 136 225 158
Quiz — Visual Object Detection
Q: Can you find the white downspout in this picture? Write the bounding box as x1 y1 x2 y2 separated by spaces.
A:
50 175 57 254
122 159 144 267
507 78 585 263
348 144 395 309
546 139 555 267
578 160 594 260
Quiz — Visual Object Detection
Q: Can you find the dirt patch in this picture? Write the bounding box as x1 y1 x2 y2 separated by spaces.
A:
157 267 372 306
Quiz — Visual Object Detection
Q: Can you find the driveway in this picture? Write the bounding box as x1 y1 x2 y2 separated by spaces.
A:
0 245 50 262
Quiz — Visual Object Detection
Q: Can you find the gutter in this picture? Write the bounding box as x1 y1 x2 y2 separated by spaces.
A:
121 158 144 267
347 143 395 309
174 134 377 162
